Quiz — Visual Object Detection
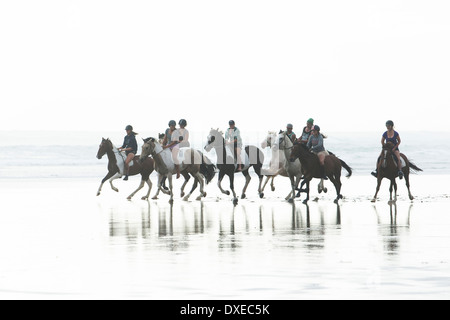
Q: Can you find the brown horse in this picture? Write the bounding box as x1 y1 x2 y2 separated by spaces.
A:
372 141 422 203
96 138 154 200
290 143 352 204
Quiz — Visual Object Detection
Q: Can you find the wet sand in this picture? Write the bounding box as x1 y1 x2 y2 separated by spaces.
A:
0 175 449 300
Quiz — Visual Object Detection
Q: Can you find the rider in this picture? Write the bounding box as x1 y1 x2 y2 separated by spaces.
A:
371 120 404 179
286 123 297 143
299 118 315 144
307 125 329 179
119 125 138 181
171 119 190 179
225 120 243 172
162 120 177 149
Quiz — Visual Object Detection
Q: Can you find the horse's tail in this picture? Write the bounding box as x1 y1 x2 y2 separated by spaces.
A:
409 161 423 174
200 153 216 184
339 159 353 178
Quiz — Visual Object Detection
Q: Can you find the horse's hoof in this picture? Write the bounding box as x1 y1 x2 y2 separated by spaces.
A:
324 188 328 193
295 192 301 198
152 196 158 200
203 192 207 197
259 193 264 199
288 198 294 203
195 196 202 201
225 191 231 196
183 196 189 201
96 192 101 196
181 192 185 197
334 199 339 204
127 197 132 201
271 186 275 192
371 198 376 203
141 197 148 201
113 189 119 193
241 194 246 199
233 198 238 205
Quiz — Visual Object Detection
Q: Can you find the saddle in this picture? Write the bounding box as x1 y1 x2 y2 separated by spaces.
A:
225 146 249 171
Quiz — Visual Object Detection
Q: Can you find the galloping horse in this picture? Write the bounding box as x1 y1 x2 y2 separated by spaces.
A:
261 131 326 200
290 143 352 204
372 141 422 203
205 129 264 205
96 138 154 200
140 138 214 202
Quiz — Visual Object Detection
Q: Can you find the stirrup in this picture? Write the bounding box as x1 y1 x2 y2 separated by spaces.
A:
123 175 129 181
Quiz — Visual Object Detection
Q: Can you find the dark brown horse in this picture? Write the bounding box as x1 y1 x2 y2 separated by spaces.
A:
290 143 352 204
96 138 154 200
372 141 422 203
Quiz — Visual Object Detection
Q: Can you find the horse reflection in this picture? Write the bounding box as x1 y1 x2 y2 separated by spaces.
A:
373 203 413 255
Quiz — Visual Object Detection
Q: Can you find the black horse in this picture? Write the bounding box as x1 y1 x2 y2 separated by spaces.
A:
205 129 264 205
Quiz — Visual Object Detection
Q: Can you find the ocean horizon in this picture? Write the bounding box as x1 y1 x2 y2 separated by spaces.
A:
1 130 449 180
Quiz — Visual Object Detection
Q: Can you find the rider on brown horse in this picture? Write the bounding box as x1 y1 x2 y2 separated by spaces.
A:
371 120 404 179
119 125 138 181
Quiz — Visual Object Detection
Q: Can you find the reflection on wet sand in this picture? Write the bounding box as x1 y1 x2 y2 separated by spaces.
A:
108 201 345 254
373 203 413 256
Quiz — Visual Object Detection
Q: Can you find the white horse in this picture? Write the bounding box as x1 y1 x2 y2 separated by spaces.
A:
261 131 287 195
278 131 327 202
140 138 207 202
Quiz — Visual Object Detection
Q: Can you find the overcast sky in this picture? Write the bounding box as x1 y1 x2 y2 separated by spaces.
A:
1 0 450 133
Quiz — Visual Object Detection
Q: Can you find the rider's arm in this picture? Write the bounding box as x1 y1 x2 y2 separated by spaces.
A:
395 134 401 150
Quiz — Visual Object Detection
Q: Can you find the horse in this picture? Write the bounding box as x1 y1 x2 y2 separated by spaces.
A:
371 141 422 203
260 131 286 195
290 143 352 204
204 128 264 205
140 138 215 202
96 138 154 200
261 131 326 200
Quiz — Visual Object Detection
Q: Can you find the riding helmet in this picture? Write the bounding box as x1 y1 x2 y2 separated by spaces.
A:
125 125 133 131
386 120 394 127
179 119 187 126
307 118 314 124
287 123 293 129
229 120 235 126
168 120 176 127
313 125 321 132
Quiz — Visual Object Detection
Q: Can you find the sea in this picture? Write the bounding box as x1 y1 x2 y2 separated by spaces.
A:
1 130 448 180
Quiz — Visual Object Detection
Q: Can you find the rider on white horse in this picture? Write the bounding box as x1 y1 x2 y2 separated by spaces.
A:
225 120 243 172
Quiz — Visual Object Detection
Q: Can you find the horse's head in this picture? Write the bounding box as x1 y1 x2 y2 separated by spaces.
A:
261 131 277 149
383 141 396 158
140 137 157 163
289 142 307 163
205 128 223 152
277 130 293 150
97 138 112 159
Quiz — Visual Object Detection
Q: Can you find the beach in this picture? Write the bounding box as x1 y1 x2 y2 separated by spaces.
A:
1 174 449 300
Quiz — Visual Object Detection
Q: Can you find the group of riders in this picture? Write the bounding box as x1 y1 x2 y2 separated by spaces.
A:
119 119 404 182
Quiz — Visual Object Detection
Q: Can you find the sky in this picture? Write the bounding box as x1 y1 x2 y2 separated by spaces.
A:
1 0 450 133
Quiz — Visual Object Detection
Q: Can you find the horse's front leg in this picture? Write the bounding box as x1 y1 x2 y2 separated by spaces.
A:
127 180 145 200
371 177 383 203
241 170 251 199
167 173 174 203
180 173 190 198
218 171 230 196
288 175 296 203
194 173 207 201
152 174 163 199
109 173 121 193
142 179 152 200
229 173 238 205
302 180 311 205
